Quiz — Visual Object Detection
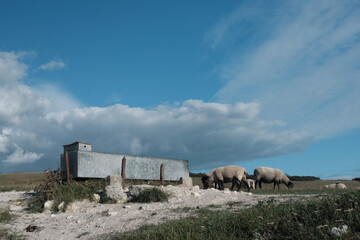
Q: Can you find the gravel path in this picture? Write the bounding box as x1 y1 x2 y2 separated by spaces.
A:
0 186 316 240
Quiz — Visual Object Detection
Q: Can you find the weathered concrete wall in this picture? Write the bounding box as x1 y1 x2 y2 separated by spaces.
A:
60 150 189 181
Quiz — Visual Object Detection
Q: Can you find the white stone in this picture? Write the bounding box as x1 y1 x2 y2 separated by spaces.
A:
191 185 200 191
66 203 77 212
58 202 65 211
191 192 201 197
92 194 101 203
44 200 54 210
181 177 193 188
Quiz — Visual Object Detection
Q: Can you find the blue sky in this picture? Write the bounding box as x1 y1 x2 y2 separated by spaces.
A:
0 1 359 179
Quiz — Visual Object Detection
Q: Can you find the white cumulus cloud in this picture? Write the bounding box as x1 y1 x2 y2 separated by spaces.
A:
0 49 314 172
38 60 66 71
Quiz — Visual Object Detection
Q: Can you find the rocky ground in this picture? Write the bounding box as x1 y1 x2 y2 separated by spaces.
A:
0 185 316 240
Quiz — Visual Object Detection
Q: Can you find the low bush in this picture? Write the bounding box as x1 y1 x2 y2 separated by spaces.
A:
27 170 107 213
111 191 360 240
130 187 170 203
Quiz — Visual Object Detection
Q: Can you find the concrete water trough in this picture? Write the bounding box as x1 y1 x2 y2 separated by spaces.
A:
60 141 189 181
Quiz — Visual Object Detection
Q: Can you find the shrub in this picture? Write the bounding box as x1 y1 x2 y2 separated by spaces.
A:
130 187 169 203
27 170 107 213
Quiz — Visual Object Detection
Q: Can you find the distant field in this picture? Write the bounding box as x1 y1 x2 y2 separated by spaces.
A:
0 172 44 192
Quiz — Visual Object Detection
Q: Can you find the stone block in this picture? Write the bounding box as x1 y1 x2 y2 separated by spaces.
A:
180 177 193 188
106 175 123 188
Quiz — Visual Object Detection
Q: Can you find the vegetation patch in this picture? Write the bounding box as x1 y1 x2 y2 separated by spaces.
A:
0 207 12 224
130 187 170 203
27 170 107 213
110 191 360 240
0 207 23 239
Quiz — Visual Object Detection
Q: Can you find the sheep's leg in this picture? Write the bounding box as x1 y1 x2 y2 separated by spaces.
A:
245 181 250 192
259 180 262 189
219 180 224 190
237 180 242 191
255 180 258 189
273 182 276 190
277 182 280 190
230 179 235 191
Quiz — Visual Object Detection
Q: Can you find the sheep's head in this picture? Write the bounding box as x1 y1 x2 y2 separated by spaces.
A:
287 181 294 188
201 175 210 189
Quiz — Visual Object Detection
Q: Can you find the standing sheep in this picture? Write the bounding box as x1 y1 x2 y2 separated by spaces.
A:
202 165 249 191
254 167 293 190
246 179 255 190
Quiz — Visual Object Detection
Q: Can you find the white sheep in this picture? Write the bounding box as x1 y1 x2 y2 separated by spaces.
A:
246 179 255 190
336 183 347 189
324 183 337 189
324 183 347 189
254 167 293 190
202 165 249 191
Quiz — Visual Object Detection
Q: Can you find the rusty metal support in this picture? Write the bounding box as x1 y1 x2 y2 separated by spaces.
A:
160 164 164 185
65 150 70 183
121 156 126 184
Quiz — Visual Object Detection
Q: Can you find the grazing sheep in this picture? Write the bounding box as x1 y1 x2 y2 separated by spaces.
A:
254 167 293 190
336 183 347 189
202 165 249 191
324 183 337 189
324 183 347 189
246 179 255 190
202 169 218 189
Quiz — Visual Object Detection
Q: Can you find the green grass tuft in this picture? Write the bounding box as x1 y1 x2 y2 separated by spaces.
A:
130 187 170 203
110 191 360 240
0 207 12 224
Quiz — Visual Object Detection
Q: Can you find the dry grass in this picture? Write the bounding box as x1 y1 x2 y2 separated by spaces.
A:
0 172 44 192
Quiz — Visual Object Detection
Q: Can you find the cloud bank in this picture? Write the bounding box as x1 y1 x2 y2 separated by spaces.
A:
0 51 312 173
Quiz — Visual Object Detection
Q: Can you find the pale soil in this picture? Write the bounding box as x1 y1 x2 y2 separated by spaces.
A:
0 186 317 240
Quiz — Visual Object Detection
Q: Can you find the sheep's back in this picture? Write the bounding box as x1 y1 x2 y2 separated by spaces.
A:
216 166 245 179
254 167 277 182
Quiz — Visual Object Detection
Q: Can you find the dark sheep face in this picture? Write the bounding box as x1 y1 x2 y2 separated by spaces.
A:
201 176 210 189
288 182 294 188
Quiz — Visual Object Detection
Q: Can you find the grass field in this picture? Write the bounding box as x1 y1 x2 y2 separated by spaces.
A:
0 172 44 192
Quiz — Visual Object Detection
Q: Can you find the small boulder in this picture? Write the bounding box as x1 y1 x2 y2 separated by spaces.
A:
102 185 128 203
106 175 123 188
191 192 201 198
191 185 200 191
93 194 101 203
180 177 193 188
44 200 54 211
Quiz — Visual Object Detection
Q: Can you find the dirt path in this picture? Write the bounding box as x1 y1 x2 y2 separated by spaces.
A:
0 186 316 240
